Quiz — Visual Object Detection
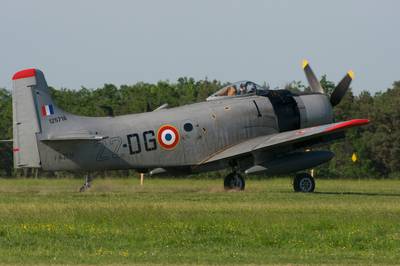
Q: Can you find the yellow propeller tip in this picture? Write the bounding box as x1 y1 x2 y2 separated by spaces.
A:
347 70 355 79
302 59 309 69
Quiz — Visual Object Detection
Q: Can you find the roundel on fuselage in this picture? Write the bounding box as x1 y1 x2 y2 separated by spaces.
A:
157 125 180 150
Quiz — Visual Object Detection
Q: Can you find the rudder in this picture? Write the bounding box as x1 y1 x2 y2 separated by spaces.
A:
12 68 67 168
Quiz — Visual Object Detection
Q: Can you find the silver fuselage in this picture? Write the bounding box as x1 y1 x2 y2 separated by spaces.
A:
36 93 333 173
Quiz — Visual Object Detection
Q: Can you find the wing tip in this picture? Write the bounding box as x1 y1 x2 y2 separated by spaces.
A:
324 119 369 133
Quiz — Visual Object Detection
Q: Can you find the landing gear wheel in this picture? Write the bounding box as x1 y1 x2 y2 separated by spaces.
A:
79 173 93 192
224 173 245 191
293 172 315 193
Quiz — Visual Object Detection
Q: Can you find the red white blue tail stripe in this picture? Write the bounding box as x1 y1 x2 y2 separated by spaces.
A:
41 104 54 116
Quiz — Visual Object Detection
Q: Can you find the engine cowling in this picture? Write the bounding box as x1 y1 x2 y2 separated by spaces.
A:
294 94 334 128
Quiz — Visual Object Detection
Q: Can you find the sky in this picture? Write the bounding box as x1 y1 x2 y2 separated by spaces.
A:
1 0 399 94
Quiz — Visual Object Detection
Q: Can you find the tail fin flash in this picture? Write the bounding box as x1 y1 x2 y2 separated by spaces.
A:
12 68 67 168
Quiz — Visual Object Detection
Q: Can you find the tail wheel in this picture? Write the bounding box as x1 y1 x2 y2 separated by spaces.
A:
224 173 245 191
293 172 315 193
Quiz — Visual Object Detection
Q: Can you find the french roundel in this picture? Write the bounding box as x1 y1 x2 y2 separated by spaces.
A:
157 125 180 150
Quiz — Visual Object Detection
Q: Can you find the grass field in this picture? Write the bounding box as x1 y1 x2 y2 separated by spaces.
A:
0 177 399 265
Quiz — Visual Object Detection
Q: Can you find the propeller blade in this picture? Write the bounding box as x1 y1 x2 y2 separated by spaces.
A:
302 59 324 94
330 70 354 106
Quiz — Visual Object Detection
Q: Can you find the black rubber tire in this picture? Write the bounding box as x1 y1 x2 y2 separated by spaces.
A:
293 172 315 193
224 173 245 191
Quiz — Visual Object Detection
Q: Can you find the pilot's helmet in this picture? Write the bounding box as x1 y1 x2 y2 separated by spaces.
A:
227 85 237 96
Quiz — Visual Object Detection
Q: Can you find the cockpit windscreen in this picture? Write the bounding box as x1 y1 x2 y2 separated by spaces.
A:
206 81 265 101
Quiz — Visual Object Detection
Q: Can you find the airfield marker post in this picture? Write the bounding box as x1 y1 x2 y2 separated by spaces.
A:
140 173 144 186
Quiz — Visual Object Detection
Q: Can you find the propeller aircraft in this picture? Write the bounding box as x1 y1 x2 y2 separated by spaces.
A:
10 61 369 192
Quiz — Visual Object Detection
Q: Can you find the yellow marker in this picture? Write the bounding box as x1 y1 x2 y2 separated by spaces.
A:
347 70 355 79
351 152 357 163
302 59 309 69
140 173 144 185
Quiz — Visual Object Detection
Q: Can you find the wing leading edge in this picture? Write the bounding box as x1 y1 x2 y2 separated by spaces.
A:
200 119 369 164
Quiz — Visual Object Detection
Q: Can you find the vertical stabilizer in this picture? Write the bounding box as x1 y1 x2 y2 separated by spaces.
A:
12 68 68 168
12 69 41 168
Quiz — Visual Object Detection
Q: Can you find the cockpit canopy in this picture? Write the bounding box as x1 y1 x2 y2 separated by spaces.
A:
206 81 266 101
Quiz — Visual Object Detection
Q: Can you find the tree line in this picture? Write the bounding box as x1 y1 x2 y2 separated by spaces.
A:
0 77 399 178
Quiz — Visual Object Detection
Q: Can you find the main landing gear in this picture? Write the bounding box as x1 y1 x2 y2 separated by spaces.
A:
293 172 315 193
223 171 316 192
79 173 93 192
224 172 245 191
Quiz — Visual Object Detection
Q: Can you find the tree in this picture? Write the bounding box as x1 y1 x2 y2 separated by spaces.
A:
0 88 12 176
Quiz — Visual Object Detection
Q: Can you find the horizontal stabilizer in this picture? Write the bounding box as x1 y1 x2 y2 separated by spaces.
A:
153 103 169 111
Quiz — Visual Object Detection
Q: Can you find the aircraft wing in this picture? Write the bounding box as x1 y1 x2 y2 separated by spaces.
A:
201 119 369 164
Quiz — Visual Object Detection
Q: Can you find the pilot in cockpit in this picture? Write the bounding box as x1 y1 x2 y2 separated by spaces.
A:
206 81 263 101
227 85 237 96
218 85 237 96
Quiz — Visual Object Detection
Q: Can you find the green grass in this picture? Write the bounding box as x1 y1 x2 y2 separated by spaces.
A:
0 177 399 265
